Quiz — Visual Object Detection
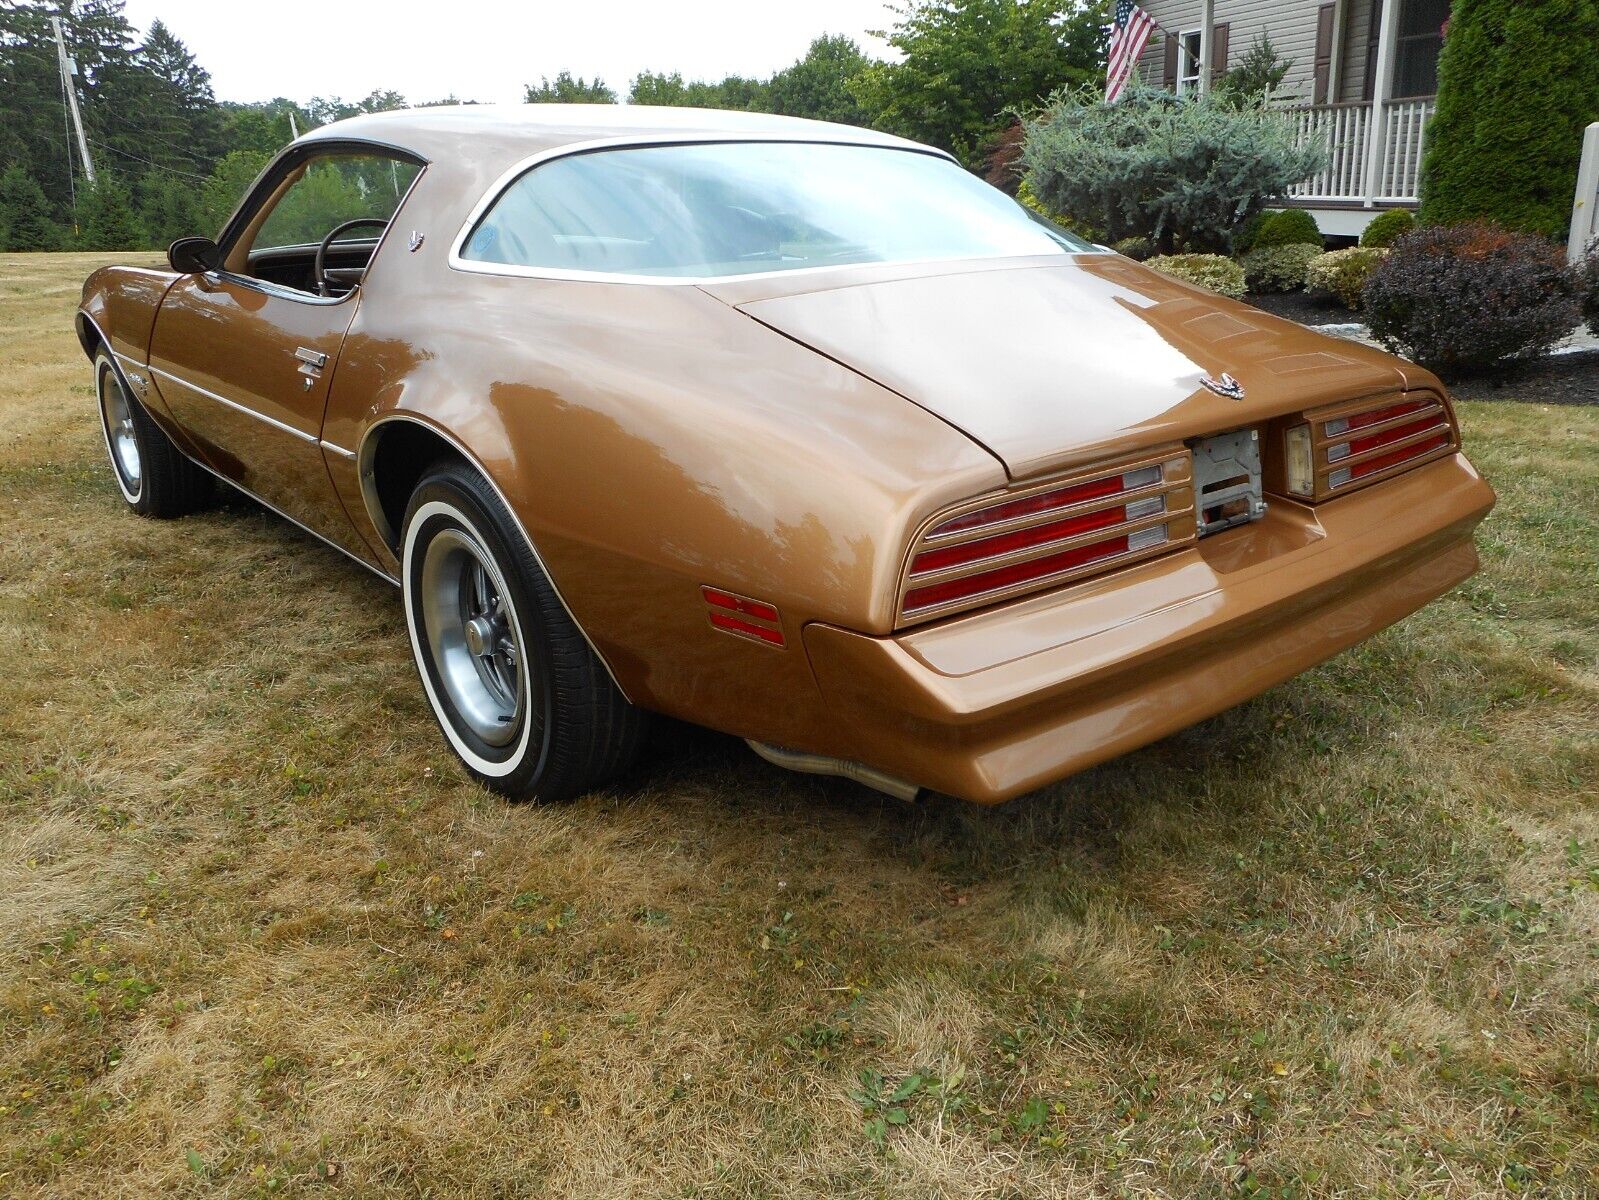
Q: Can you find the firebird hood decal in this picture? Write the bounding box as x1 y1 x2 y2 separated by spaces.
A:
731 256 1410 480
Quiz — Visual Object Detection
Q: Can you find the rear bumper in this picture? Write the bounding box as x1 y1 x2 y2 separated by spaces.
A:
803 454 1495 804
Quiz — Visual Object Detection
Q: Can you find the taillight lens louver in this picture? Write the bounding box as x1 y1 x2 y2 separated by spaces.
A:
1286 394 1456 500
899 455 1194 624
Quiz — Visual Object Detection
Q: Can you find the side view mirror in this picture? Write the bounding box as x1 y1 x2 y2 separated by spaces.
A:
168 236 221 275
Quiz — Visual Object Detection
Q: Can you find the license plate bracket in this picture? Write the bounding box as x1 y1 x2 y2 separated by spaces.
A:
1191 428 1267 536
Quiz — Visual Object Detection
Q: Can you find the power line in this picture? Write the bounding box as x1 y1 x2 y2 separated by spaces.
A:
86 137 209 183
81 95 220 171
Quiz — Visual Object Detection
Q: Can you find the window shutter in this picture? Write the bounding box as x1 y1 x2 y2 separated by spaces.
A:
1313 3 1335 104
1363 0 1384 100
1210 23 1230 82
1163 33 1179 89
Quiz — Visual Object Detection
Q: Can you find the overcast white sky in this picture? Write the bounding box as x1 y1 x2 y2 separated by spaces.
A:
118 0 899 106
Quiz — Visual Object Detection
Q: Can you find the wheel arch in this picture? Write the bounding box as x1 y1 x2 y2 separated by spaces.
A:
75 309 103 360
357 413 633 703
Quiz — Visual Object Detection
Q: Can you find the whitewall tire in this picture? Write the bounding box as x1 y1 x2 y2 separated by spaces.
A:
93 349 211 517
400 460 647 800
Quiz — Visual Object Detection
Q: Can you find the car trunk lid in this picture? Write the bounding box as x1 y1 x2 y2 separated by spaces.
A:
708 255 1416 480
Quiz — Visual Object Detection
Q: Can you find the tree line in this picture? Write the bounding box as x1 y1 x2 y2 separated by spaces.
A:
0 0 1108 253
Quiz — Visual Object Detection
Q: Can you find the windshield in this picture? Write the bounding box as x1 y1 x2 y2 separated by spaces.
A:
458 141 1095 279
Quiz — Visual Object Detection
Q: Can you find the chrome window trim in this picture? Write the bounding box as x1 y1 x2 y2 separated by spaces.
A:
355 413 633 703
443 134 1095 288
320 439 357 460
214 142 428 308
148 365 319 444
213 271 359 308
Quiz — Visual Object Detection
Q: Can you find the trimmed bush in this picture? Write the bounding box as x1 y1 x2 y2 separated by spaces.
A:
1016 178 1105 244
1581 252 1599 336
1112 235 1154 261
1242 243 1321 293
1359 209 1415 249
1305 247 1389 309
1146 254 1247 299
1022 86 1325 253
1232 210 1273 256
1363 223 1582 374
1420 0 1599 238
1253 208 1323 249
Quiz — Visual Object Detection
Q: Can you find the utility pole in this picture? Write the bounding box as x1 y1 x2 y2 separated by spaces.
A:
50 14 95 184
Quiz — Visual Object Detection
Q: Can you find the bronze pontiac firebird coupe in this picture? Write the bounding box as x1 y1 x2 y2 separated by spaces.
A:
77 105 1495 804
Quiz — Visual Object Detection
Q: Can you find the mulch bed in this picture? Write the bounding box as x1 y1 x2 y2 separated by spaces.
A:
1243 292 1599 407
1243 290 1353 327
1442 349 1599 406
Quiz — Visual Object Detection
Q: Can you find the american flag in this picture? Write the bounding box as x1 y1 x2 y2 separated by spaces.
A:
1106 0 1157 103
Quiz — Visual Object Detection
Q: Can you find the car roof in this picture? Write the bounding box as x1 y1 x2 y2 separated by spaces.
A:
297 104 934 169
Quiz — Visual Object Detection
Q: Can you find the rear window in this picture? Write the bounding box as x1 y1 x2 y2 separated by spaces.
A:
458 141 1094 279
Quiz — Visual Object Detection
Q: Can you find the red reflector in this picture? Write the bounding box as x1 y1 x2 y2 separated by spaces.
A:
1346 416 1441 458
709 611 785 646
903 535 1130 613
932 475 1124 536
701 586 779 623
911 505 1125 575
1350 434 1449 479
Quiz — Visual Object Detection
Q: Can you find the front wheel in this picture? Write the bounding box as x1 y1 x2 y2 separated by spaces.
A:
401 461 648 801
94 349 211 517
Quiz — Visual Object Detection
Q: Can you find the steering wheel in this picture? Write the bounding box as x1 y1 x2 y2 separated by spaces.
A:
314 218 390 297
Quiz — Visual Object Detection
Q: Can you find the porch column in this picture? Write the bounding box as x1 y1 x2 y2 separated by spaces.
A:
1327 0 1349 100
1360 0 1401 207
1198 0 1216 95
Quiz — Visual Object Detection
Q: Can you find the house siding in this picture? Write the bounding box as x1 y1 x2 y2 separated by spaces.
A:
1134 0 1338 104
1340 0 1376 102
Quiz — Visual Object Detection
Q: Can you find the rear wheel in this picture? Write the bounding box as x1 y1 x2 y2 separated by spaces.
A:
94 349 211 517
401 460 648 800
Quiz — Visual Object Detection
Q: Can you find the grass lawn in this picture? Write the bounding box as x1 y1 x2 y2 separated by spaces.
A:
2 251 1596 1198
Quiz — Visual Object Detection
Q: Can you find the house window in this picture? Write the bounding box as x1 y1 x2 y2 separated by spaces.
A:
1393 0 1448 98
1176 29 1203 94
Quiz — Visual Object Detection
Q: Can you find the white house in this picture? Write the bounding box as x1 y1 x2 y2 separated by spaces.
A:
1135 0 1449 236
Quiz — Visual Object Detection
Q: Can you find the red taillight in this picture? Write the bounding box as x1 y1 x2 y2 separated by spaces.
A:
702 586 784 647
1295 393 1458 498
898 455 1193 624
1324 400 1427 436
911 504 1127 575
1338 433 1451 483
930 465 1162 537
1337 416 1442 460
904 531 1162 614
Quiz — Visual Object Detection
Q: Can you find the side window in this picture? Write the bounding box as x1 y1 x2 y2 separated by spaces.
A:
237 151 421 296
253 153 420 252
1176 30 1203 95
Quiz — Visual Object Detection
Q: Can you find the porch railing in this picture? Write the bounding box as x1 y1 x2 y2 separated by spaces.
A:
1280 97 1435 205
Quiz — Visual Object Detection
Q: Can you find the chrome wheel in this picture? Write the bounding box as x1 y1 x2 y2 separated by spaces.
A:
99 363 142 496
417 527 525 747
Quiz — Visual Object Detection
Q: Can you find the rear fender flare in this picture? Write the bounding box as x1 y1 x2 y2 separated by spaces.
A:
355 412 632 704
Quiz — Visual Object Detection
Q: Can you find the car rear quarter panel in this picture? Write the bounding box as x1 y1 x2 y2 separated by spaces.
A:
325 181 1003 743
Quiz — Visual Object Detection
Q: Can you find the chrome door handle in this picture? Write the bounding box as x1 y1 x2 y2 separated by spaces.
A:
294 347 328 369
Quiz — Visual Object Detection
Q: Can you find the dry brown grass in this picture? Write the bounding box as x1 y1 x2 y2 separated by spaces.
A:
1 251 1596 1198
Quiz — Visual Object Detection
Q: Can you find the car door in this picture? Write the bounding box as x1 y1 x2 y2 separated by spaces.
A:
148 145 421 559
